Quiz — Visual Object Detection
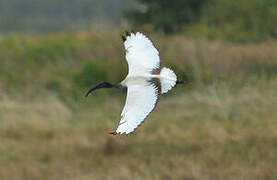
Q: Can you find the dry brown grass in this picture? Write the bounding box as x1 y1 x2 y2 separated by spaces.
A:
0 81 277 180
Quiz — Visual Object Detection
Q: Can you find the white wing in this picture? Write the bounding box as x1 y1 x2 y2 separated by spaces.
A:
124 32 161 75
115 79 161 135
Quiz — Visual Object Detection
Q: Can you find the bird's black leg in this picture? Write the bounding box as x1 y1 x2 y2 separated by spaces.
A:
176 80 185 85
109 132 116 135
85 82 121 97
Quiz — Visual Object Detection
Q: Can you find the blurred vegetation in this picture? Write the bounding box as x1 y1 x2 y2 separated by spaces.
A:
0 0 134 33
124 0 209 34
0 0 277 178
126 0 277 42
0 31 276 108
0 31 277 179
1 0 276 42
1 32 277 98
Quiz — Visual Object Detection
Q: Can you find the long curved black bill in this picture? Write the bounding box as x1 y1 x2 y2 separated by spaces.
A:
85 82 114 97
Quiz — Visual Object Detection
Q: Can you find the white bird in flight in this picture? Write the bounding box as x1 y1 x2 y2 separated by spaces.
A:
86 31 184 135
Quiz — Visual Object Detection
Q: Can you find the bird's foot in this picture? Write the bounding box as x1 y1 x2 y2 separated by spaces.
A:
109 132 117 135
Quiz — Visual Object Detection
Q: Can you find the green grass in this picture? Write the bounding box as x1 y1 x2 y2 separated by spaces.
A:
0 32 277 179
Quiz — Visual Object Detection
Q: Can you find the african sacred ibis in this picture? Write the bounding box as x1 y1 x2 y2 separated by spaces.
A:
86 31 183 135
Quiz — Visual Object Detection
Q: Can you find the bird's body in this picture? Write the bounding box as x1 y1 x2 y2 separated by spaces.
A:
86 31 182 135
121 73 174 87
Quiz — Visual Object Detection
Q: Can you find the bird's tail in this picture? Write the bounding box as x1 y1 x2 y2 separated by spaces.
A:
160 67 177 94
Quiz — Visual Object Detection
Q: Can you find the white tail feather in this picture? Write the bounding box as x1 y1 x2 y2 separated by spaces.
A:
160 67 177 94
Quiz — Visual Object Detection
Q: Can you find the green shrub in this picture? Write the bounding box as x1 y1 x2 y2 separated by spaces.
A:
75 62 108 88
127 0 277 42
198 0 277 42
125 0 209 34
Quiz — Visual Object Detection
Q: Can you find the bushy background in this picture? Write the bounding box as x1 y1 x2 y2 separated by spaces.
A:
125 0 277 42
0 0 277 179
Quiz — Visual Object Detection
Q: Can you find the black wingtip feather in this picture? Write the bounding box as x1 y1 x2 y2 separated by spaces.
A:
125 31 131 36
121 35 126 42
122 30 137 42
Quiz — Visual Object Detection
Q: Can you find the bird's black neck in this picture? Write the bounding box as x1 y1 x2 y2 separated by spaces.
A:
85 82 121 97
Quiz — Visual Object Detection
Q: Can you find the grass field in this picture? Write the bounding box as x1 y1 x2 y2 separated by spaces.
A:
0 32 277 179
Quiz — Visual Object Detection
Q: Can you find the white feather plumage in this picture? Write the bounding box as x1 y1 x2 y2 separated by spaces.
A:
124 32 160 75
160 67 177 94
116 80 159 134
113 32 177 135
86 32 179 135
